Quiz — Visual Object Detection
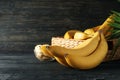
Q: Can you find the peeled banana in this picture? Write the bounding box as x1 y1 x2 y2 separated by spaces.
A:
64 32 108 69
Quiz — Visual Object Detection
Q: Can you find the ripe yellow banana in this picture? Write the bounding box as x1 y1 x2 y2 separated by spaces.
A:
47 31 100 58
84 28 95 35
74 31 92 40
97 15 114 35
92 25 100 32
34 44 54 61
44 46 70 67
64 30 81 39
40 44 54 58
53 56 70 67
64 32 108 69
41 45 69 67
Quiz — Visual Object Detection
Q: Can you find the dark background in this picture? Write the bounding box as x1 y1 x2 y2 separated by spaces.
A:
0 0 120 52
0 0 120 80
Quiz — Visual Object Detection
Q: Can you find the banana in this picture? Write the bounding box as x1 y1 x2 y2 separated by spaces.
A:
34 44 54 61
74 31 92 40
64 32 108 69
47 31 100 58
84 28 95 35
91 25 100 32
45 46 70 67
64 30 81 39
97 15 114 35
40 44 54 58
53 56 70 67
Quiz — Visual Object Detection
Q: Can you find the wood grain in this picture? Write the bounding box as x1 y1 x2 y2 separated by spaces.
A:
0 52 120 80
0 0 120 52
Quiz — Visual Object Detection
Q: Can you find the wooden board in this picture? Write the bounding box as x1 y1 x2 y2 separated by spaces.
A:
0 0 120 52
0 52 120 80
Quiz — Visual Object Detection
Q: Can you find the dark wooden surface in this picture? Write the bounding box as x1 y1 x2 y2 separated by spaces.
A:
0 0 120 52
0 51 120 80
0 0 120 80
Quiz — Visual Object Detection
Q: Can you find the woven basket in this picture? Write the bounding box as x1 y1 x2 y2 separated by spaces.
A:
51 37 120 62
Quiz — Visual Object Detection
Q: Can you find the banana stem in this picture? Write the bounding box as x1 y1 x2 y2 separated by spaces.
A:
98 15 114 35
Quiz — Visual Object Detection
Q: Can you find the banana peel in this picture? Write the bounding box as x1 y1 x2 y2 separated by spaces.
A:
64 32 108 69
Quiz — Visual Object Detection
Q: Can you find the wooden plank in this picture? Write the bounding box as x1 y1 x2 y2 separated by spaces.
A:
0 52 120 80
0 41 50 52
0 0 120 52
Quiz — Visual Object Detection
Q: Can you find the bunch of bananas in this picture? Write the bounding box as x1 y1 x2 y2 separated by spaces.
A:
34 12 119 70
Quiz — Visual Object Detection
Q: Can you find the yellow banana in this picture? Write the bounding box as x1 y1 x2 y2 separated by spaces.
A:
64 30 81 39
64 32 108 69
47 31 100 57
74 31 92 40
97 15 114 35
34 44 54 61
44 46 70 67
53 56 70 67
92 25 100 32
40 44 54 57
84 28 95 35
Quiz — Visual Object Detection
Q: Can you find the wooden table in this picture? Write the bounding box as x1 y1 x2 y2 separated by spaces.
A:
0 0 120 80
0 51 120 80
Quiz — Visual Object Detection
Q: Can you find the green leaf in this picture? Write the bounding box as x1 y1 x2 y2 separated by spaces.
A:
110 22 120 29
113 15 120 23
111 10 120 17
107 11 120 39
110 30 120 39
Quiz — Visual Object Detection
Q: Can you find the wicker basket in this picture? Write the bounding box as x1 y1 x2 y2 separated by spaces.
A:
51 37 120 62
